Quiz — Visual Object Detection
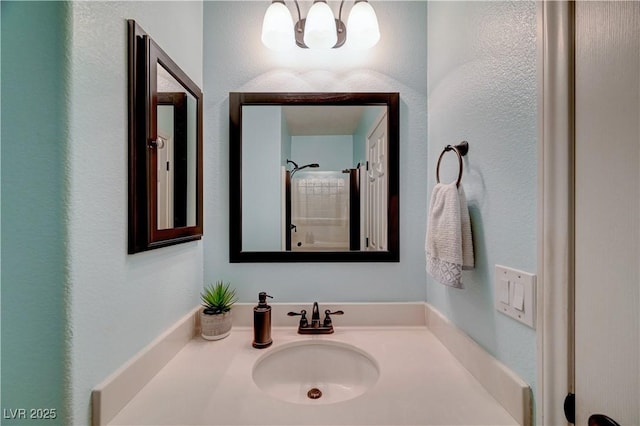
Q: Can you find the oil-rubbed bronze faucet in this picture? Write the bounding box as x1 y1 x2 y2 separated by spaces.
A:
287 302 344 334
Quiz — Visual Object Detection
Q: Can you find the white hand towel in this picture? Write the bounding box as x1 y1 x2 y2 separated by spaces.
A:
425 182 474 288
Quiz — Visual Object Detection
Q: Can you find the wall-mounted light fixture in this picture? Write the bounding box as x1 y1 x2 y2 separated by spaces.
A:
261 0 380 51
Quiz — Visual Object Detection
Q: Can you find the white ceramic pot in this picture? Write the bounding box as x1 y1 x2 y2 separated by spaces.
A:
200 309 232 340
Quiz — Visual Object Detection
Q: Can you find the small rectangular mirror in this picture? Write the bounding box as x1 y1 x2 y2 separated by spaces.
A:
128 20 203 253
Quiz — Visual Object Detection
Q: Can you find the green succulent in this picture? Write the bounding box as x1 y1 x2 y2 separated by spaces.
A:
200 281 237 315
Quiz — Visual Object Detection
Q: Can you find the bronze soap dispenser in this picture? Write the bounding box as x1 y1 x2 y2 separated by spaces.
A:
252 292 273 348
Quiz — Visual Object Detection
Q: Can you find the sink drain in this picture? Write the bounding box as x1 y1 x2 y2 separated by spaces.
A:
307 387 322 399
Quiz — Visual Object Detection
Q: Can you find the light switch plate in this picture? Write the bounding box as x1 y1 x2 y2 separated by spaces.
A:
494 265 536 328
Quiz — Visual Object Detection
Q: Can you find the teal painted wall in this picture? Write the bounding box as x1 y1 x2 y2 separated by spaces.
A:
242 106 283 251
353 106 386 167
2 2 204 424
204 1 429 303
281 111 292 168
426 1 538 394
1 2 538 423
205 0 538 400
291 135 353 171
1 2 71 423
66 3 203 423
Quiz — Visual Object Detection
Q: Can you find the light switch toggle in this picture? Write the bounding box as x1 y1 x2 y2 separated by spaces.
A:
512 281 525 311
499 279 510 304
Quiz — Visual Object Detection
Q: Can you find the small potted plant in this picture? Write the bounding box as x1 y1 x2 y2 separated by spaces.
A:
200 281 237 340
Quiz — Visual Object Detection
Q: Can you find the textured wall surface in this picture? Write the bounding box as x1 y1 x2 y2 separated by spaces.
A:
1 2 70 423
426 1 538 394
65 2 203 424
204 1 429 303
3 3 204 423
2 2 539 423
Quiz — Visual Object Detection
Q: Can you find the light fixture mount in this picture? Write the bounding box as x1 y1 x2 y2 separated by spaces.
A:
262 0 379 50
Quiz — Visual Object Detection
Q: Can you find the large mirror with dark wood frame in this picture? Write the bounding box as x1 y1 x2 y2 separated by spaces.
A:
128 20 203 253
229 92 399 262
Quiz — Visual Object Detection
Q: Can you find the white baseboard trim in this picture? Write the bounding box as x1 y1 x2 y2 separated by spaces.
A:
425 303 532 426
91 306 200 426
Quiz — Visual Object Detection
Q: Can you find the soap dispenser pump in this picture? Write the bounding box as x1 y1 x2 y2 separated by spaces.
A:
253 292 273 349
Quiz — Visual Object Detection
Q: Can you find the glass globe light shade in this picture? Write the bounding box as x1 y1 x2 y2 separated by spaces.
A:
303 1 337 49
346 1 380 49
261 2 295 51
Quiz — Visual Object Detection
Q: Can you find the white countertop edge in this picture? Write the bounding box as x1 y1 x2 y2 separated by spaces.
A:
91 306 200 426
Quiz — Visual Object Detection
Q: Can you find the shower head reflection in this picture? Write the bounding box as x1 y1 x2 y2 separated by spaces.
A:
287 159 320 178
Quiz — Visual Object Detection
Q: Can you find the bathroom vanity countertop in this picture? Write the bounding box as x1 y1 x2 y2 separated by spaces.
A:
108 326 519 426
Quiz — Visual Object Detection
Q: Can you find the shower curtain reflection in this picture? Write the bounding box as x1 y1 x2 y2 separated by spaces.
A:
291 171 349 251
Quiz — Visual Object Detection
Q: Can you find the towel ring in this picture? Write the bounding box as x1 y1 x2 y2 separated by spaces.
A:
436 141 469 188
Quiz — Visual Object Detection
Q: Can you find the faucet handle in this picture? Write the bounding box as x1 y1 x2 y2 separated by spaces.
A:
323 309 344 327
287 309 308 328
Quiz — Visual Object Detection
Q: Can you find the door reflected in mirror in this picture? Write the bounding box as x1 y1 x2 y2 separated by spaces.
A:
156 64 198 230
230 92 399 262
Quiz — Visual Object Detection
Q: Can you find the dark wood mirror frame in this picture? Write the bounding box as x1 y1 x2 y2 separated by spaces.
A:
128 20 203 253
229 92 400 262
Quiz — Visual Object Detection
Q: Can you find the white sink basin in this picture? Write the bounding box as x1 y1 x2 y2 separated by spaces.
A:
252 340 379 405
